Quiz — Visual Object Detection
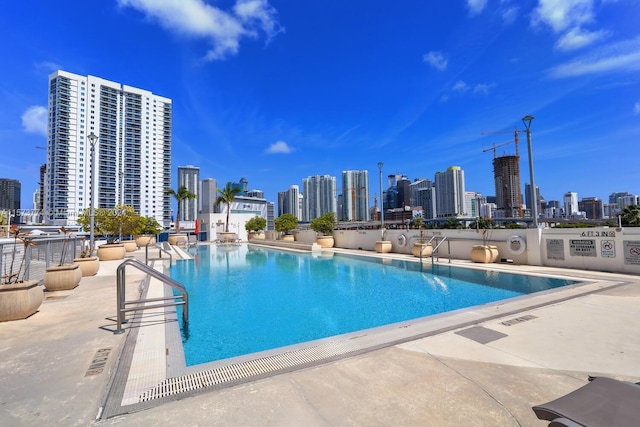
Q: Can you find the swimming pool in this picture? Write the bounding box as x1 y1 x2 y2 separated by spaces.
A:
171 245 577 366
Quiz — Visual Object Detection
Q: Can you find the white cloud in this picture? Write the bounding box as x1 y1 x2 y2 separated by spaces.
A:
555 27 608 51
549 36 640 78
500 5 519 24
118 0 283 61
21 106 48 136
423 51 448 71
266 140 292 154
473 83 495 94
466 0 488 16
635 101 640 115
452 80 469 93
531 0 595 33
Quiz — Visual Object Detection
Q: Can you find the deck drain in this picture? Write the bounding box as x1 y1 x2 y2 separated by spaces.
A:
138 339 364 402
501 314 537 326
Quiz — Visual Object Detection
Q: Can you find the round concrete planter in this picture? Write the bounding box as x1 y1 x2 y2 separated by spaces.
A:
135 235 156 248
375 240 392 253
43 264 82 291
412 242 433 257
471 245 499 263
73 256 100 277
247 232 265 240
122 240 137 252
168 233 188 245
97 243 126 261
316 235 334 248
281 234 295 242
0 280 43 322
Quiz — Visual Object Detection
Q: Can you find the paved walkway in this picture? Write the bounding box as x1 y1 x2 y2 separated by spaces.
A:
1 247 639 426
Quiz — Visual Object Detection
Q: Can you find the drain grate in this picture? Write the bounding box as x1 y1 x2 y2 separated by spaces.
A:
139 338 362 401
501 314 537 326
45 295 68 300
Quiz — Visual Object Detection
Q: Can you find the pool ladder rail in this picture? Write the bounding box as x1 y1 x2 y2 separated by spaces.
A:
115 258 188 335
417 235 451 264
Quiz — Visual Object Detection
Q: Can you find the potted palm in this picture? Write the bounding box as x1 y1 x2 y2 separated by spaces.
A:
0 226 43 322
216 182 242 242
73 238 100 277
310 212 337 248
245 216 267 240
165 185 197 245
135 216 162 248
43 227 82 291
274 213 298 241
411 215 433 257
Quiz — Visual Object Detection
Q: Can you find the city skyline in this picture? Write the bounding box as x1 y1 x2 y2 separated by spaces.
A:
1 1 639 210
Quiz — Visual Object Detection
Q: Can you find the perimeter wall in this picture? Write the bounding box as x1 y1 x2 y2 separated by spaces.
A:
292 227 640 275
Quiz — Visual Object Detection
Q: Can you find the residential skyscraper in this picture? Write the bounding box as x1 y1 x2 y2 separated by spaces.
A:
341 170 370 222
178 165 199 221
302 175 337 222
278 185 301 220
579 197 604 220
0 178 20 224
200 178 217 214
493 155 522 218
434 166 465 218
563 192 579 218
45 70 172 226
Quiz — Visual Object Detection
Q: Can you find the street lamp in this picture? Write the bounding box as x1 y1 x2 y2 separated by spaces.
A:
88 132 99 253
377 161 384 239
521 115 538 228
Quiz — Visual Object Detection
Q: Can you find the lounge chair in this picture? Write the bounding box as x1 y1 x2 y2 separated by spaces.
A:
532 377 640 426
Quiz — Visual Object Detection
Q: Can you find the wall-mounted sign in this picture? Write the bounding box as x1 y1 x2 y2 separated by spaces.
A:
624 241 640 265
569 239 596 257
600 240 615 258
546 239 565 260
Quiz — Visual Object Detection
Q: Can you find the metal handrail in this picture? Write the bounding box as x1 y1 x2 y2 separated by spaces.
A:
115 258 188 334
431 236 451 264
145 241 173 265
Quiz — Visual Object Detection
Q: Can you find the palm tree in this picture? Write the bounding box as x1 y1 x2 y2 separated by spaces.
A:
216 182 242 232
621 205 640 226
165 186 197 232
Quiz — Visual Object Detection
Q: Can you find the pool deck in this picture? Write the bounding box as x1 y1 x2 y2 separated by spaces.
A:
1 245 639 426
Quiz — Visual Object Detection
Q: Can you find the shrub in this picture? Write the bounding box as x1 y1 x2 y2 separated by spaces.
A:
274 213 298 235
245 216 267 232
310 212 337 236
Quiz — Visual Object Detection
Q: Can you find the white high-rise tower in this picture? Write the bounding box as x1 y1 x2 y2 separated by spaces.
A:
45 70 172 227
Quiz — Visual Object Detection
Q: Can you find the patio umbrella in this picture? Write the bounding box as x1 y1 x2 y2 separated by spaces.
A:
194 219 199 235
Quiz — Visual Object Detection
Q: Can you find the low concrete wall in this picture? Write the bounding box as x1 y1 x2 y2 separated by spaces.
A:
266 225 640 274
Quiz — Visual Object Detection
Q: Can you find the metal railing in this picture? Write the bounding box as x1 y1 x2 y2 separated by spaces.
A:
0 235 85 283
115 258 188 334
431 236 451 264
144 242 173 265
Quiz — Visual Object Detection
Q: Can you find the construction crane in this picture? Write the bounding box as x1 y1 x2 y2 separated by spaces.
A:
482 139 517 158
480 127 525 157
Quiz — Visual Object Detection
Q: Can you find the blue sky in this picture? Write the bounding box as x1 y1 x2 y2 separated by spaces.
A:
1 0 639 210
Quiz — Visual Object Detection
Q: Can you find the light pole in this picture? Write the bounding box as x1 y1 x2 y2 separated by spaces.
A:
88 132 99 253
522 115 538 228
377 161 384 239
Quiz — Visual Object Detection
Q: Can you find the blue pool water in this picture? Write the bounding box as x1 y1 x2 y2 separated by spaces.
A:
170 245 577 366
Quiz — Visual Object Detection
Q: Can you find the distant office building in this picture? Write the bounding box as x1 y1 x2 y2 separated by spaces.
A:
435 166 465 218
411 179 435 219
341 170 370 222
563 192 579 218
279 185 301 220
464 192 483 217
493 155 522 218
525 183 542 216
302 175 337 222
178 165 199 221
246 189 264 198
0 178 20 224
410 179 432 206
396 177 411 209
579 197 604 220
45 70 172 227
200 178 217 214
266 202 275 231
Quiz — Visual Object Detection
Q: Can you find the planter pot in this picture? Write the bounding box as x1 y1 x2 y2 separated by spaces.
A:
122 240 137 252
73 256 100 277
471 245 498 263
135 235 156 248
316 235 334 248
412 242 433 257
97 243 126 261
43 264 82 291
0 280 43 322
168 233 188 245
375 240 392 253
281 234 295 242
247 232 265 240
217 232 236 243
488 245 499 263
